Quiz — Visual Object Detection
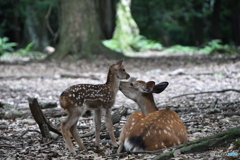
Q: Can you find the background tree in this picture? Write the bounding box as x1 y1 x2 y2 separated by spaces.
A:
49 0 122 60
0 0 239 59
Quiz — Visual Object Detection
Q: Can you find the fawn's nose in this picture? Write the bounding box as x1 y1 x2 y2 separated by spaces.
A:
126 74 130 79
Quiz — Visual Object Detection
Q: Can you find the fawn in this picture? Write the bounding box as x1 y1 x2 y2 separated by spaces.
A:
60 59 130 153
117 80 187 152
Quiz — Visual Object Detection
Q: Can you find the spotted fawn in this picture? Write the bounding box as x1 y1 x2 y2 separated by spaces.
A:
60 59 130 153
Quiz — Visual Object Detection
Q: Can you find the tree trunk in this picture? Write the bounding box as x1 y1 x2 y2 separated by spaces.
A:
192 2 204 46
50 0 123 60
212 0 221 39
98 0 118 39
24 4 49 51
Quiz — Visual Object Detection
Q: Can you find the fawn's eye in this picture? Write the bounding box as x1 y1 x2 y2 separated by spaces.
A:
122 69 125 72
130 83 133 86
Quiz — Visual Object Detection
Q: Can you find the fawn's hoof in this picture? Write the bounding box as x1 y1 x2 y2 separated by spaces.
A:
112 141 118 147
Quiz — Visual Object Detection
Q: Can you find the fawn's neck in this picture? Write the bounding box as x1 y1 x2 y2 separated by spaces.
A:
105 69 120 95
135 93 158 114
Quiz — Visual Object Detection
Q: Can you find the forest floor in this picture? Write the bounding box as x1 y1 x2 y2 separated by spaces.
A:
0 52 240 160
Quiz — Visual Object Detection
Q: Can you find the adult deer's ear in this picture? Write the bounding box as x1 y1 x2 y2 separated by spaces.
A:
152 82 169 94
143 81 155 93
114 59 123 69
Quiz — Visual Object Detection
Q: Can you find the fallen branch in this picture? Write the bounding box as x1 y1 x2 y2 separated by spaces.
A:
153 126 240 160
171 89 240 99
17 129 41 139
28 98 62 137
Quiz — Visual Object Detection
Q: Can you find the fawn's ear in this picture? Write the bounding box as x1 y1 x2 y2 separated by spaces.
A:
144 81 155 93
114 59 123 69
152 82 169 94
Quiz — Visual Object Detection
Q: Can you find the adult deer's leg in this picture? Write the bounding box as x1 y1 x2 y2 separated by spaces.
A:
93 109 102 147
104 108 117 146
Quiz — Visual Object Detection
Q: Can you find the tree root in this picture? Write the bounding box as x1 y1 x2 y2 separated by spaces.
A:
153 126 240 160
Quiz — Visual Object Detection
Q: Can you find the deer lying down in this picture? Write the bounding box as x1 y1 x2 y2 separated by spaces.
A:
117 80 187 153
60 59 130 153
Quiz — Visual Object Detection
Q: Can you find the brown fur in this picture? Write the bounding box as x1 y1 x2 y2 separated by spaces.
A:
117 80 187 152
60 59 130 153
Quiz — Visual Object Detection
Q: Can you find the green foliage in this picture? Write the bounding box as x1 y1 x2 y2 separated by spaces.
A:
236 139 240 147
165 39 239 54
0 37 17 56
102 35 163 53
165 45 197 54
131 0 239 46
199 39 236 54
130 35 163 51
102 39 121 52
16 42 35 55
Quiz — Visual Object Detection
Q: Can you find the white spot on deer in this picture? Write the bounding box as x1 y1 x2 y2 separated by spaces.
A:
166 126 171 131
177 140 181 145
161 142 165 146
155 144 158 148
163 130 167 134
147 131 150 136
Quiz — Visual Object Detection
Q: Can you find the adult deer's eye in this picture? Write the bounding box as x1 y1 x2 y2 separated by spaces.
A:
130 83 133 86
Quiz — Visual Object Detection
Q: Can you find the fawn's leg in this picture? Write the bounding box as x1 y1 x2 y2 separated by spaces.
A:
104 108 117 146
61 107 82 153
117 130 125 153
93 109 102 147
70 121 87 151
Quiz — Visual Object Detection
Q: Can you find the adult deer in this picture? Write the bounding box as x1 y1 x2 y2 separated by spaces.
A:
60 59 130 153
117 80 187 153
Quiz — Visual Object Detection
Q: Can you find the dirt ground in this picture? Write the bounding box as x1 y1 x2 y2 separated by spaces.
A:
0 53 240 159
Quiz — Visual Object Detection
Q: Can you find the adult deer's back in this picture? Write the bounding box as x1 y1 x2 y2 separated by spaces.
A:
117 80 187 152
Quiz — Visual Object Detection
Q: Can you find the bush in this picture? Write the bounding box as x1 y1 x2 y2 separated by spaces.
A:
0 37 17 56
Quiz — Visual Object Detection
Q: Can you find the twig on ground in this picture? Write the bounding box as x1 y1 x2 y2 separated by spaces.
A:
17 129 41 139
171 89 240 99
0 145 18 148
41 140 54 147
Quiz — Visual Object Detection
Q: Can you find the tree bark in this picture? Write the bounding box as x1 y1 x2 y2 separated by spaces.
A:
50 0 123 60
24 4 49 51
98 0 118 39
